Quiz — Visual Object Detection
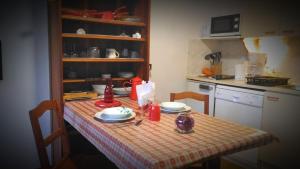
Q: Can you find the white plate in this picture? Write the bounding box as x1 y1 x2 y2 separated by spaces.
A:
161 106 192 113
160 102 186 111
94 107 136 122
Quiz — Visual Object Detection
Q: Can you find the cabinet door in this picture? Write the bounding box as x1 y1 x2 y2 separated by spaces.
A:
278 8 300 36
240 1 280 37
259 92 300 169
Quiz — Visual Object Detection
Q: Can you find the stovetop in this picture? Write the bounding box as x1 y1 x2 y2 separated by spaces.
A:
211 75 235 80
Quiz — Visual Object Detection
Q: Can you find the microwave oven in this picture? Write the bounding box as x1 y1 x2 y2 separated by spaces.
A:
210 14 240 37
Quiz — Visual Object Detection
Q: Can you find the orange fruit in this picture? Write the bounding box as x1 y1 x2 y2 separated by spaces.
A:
202 67 213 76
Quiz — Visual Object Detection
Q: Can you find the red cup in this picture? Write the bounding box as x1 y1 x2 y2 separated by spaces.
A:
102 11 113 20
148 102 160 121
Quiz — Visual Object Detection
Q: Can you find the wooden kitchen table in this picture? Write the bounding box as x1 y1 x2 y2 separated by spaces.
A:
64 97 276 169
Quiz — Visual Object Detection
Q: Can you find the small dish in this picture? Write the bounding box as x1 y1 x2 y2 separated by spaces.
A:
160 102 186 111
113 87 131 95
101 74 111 79
118 72 134 78
92 84 106 95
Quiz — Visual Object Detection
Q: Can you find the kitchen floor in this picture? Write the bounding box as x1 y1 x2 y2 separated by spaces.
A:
221 159 244 169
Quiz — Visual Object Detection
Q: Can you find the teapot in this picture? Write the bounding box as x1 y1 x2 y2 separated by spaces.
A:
123 76 142 100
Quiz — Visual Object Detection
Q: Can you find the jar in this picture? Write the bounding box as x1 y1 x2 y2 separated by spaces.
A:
175 112 194 133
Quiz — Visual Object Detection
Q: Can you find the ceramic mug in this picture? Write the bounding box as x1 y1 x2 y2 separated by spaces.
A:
87 47 100 58
121 48 129 58
106 48 119 58
130 51 139 58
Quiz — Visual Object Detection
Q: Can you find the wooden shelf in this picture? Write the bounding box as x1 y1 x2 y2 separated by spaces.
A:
63 58 144 63
62 15 146 27
63 77 130 83
62 33 145 41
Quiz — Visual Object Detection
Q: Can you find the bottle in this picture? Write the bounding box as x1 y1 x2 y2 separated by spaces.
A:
103 78 113 103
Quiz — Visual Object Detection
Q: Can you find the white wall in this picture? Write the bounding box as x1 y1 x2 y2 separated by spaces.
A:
150 0 203 101
0 0 50 168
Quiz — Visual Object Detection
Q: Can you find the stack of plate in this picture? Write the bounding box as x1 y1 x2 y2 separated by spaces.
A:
160 102 191 113
118 72 134 78
94 107 136 122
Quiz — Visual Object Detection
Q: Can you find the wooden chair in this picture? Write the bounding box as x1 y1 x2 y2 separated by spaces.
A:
170 91 209 115
29 100 77 169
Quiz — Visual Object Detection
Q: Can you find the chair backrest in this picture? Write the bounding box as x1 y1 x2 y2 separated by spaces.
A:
170 91 209 115
29 100 70 169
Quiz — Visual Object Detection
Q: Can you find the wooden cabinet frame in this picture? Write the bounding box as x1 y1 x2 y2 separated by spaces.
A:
48 0 150 162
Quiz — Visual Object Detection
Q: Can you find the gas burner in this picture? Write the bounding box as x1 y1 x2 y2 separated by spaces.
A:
245 76 289 86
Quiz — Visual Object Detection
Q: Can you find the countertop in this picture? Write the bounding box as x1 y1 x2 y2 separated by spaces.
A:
186 75 300 96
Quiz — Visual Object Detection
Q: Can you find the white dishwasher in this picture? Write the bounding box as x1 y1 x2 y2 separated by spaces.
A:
215 85 264 169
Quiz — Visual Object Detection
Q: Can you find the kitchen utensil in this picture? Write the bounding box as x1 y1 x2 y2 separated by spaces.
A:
204 52 221 65
161 106 192 113
118 72 134 78
94 100 121 108
113 87 131 95
87 47 100 58
130 51 139 58
123 76 142 101
235 63 246 80
101 73 111 79
132 32 141 38
100 107 133 119
94 108 136 122
104 78 113 103
92 84 106 95
106 48 119 58
175 112 194 134
160 102 186 111
134 119 143 126
121 48 129 57
76 28 86 34
148 101 160 121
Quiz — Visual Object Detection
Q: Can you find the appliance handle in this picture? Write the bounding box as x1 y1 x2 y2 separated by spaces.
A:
199 84 212 91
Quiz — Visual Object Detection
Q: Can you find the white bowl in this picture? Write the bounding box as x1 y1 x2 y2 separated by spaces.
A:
101 74 111 79
118 72 134 78
160 102 186 111
113 87 131 95
92 85 106 94
100 107 133 119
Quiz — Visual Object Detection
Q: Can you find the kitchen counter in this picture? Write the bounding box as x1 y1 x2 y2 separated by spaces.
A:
187 75 300 96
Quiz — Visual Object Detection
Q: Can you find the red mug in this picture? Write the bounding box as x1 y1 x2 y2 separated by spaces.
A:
148 101 160 121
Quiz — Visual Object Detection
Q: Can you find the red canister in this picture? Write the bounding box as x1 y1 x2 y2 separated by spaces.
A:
148 101 160 121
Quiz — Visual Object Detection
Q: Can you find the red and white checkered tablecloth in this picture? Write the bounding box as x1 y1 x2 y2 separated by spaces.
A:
64 97 276 169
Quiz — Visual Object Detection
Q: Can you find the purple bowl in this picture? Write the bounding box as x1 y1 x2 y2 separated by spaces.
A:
175 113 194 133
